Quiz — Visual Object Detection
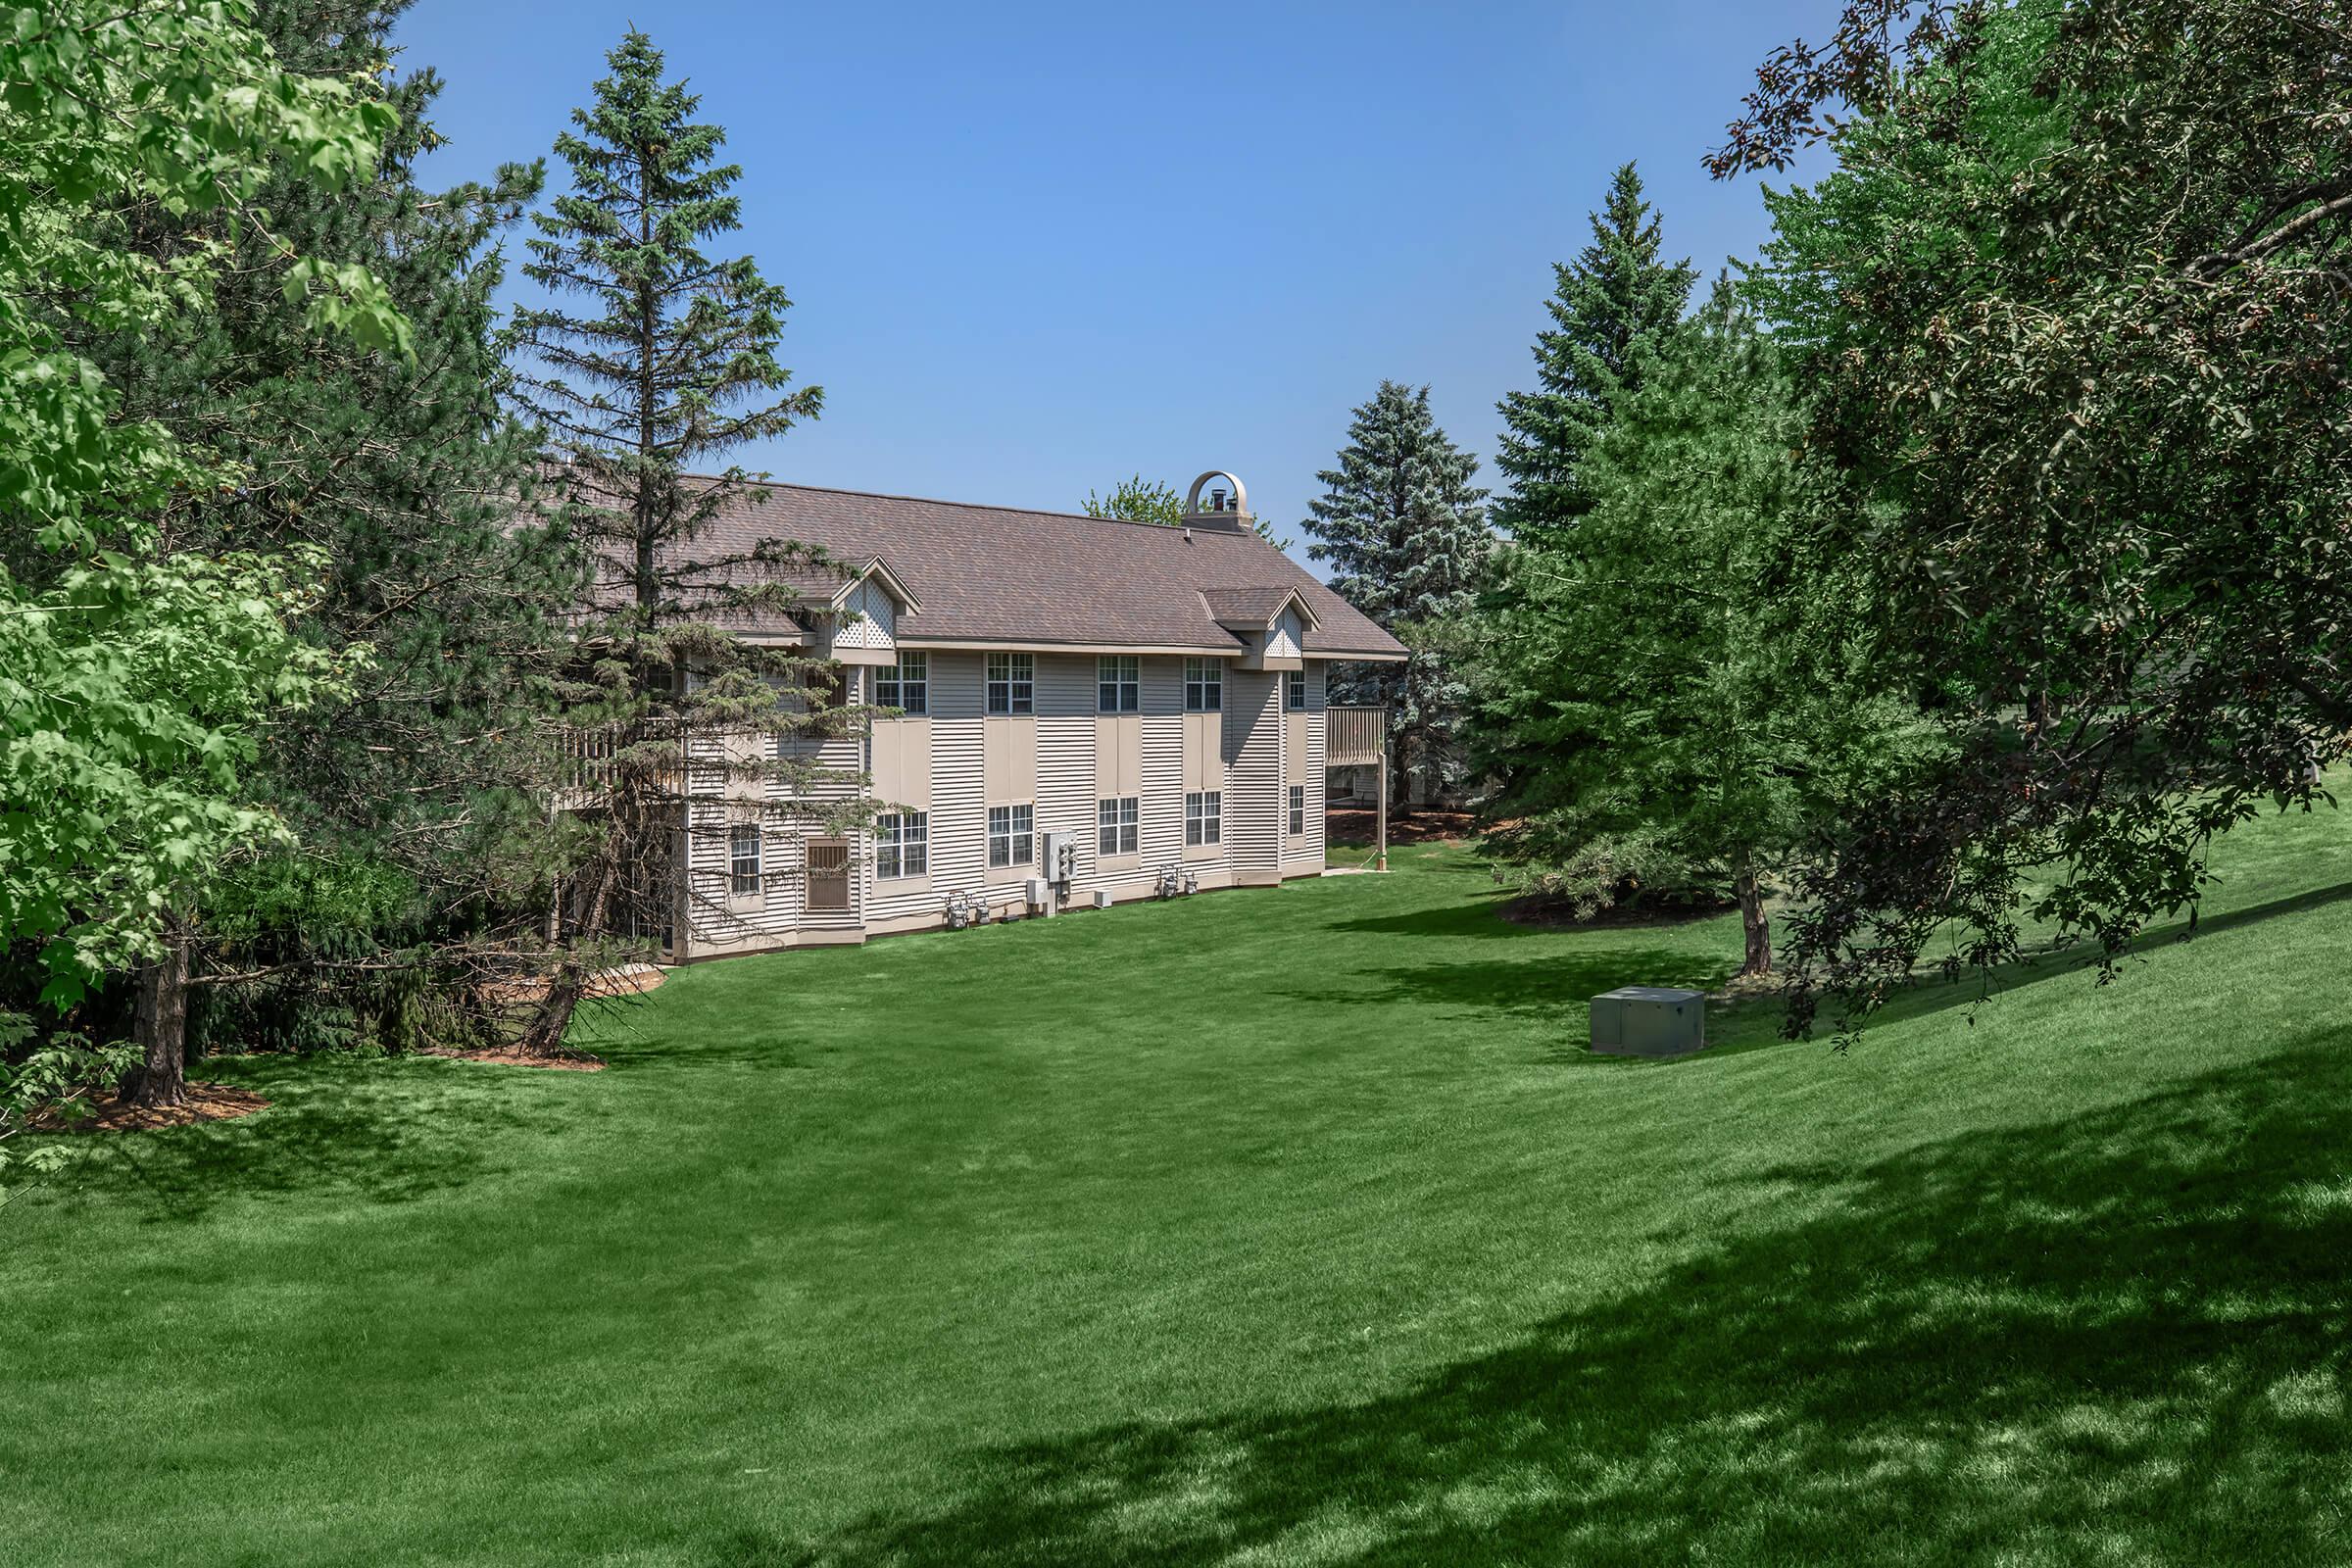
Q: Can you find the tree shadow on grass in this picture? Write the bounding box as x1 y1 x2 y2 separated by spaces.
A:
1277 947 1736 1030
714 1030 2352 1567
1323 892 1533 941
33 1054 571 1222
1803 877 2352 1044
1317 879 2352 1059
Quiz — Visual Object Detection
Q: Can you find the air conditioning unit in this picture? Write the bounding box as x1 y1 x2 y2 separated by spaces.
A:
1092 889 1112 910
1025 876 1053 913
1590 987 1706 1057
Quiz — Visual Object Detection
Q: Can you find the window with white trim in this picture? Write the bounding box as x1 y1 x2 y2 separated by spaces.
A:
1286 667 1306 710
729 822 762 896
1185 791 1222 846
988 804 1034 867
986 653 1033 714
874 653 927 715
876 811 928 879
1288 785 1305 837
1097 797 1138 857
1184 658 1222 711
1097 655 1139 712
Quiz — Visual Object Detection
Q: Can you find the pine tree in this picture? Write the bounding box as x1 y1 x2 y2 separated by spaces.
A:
1475 290 1928 974
82 0 574 1102
1494 163 1697 549
1299 382 1492 808
509 28 858 1054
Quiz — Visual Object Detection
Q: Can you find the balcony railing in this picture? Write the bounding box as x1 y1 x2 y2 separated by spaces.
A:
1326 706 1387 767
554 721 685 806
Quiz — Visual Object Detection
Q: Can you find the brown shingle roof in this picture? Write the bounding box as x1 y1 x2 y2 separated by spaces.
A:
674 478 1406 660
1200 585 1321 632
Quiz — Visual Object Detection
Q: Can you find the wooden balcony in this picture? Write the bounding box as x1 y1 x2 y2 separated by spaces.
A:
553 722 685 808
1326 706 1387 766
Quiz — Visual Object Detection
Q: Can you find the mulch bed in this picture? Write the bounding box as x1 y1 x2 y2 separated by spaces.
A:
50 1082 272 1133
476 963 665 1007
1326 808 1479 846
414 1046 606 1072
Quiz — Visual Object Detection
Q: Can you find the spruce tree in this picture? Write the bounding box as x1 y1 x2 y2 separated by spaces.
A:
84 0 575 1102
509 28 858 1054
1474 290 1929 973
1494 163 1696 549
1299 382 1492 808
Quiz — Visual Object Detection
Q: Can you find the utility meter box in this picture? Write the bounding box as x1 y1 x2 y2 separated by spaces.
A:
1042 832 1077 888
1591 987 1706 1056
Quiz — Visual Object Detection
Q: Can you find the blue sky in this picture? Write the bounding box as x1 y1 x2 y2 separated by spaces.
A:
392 1 1835 551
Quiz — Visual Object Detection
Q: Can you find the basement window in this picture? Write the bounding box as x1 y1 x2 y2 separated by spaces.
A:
1185 791 1222 847
1288 785 1305 837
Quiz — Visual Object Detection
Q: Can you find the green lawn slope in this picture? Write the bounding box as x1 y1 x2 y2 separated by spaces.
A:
5 806 2349 1565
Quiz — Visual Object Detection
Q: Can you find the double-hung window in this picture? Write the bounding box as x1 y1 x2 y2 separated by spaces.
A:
1097 655 1139 712
1288 785 1305 837
1184 658 1222 711
988 804 1034 867
729 822 762 896
986 653 1034 714
1185 791 1222 847
876 811 928 879
874 653 928 714
1286 667 1307 710
1097 797 1139 857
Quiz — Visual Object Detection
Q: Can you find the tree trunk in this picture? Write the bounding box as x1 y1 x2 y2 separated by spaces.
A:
516 848 617 1057
123 909 193 1107
1734 859 1772 979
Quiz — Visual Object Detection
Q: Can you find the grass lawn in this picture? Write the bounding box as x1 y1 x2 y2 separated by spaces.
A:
7 812 2352 1566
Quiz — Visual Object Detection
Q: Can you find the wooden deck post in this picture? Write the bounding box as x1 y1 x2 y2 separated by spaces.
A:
1375 747 1389 872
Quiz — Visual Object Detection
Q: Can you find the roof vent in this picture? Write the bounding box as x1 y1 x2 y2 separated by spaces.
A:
1180 470 1252 533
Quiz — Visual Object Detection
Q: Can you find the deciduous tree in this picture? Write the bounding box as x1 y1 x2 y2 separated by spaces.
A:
1 0 403 1110
1721 0 2352 1027
86 0 580 1071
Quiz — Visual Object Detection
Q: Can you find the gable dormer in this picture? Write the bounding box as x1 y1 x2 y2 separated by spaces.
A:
810 557 922 666
1202 585 1322 671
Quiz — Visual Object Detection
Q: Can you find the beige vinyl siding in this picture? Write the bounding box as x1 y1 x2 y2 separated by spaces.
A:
903 651 986 920
1093 710 1144 875
1180 661 1229 866
677 645 1325 954
1224 667 1283 885
1283 662 1328 874
1036 655 1096 886
1139 657 1188 875
868 713 934 906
